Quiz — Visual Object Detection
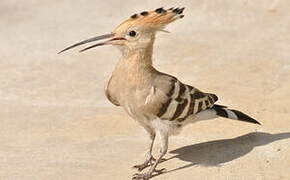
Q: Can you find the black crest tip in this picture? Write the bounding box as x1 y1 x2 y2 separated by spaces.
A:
173 8 179 13
131 14 138 19
178 7 185 14
140 11 149 16
155 7 166 13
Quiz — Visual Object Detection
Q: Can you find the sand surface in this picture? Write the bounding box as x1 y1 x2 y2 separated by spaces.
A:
1 0 290 179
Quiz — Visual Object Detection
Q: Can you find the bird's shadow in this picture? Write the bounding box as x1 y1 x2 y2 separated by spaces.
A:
165 132 290 173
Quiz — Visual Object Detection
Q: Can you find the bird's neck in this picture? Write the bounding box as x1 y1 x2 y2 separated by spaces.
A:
124 43 153 67
112 41 156 87
117 41 155 72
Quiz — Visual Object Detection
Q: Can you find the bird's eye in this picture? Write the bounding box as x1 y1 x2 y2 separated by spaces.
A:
128 30 137 37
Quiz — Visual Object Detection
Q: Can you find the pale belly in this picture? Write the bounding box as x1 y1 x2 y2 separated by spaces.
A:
123 99 196 136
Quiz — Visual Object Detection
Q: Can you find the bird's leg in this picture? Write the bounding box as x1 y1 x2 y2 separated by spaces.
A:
133 132 156 171
133 131 168 180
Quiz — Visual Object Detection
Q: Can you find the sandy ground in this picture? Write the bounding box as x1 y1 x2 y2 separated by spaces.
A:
1 0 290 179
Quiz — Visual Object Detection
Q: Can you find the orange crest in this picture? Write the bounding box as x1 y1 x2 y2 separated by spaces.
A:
114 7 185 33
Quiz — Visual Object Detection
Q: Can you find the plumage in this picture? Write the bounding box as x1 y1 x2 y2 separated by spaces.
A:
59 7 260 180
147 75 218 122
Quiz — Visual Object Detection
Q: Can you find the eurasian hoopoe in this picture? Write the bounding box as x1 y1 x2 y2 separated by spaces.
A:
59 7 260 180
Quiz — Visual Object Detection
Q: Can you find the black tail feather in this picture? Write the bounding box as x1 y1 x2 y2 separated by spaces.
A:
212 105 261 125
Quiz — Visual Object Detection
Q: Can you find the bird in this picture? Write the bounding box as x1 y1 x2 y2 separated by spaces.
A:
59 7 261 180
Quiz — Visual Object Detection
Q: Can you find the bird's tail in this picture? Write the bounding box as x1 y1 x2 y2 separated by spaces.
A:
212 104 261 125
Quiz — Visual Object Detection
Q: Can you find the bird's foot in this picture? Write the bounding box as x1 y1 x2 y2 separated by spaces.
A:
132 168 166 180
133 157 166 172
133 156 154 172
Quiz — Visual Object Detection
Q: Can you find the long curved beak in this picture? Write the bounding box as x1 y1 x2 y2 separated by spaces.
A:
58 33 123 54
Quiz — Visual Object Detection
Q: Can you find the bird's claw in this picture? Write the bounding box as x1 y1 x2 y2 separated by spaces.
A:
133 157 167 172
154 168 166 174
132 172 151 180
133 163 150 172
133 156 154 171
132 168 166 180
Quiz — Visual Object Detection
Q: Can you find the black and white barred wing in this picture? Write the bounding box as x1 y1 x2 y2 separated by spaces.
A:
148 75 218 121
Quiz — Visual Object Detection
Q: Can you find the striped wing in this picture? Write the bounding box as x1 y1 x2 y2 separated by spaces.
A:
153 75 218 122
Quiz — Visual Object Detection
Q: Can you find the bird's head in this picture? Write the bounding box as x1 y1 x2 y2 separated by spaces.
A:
58 7 185 54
